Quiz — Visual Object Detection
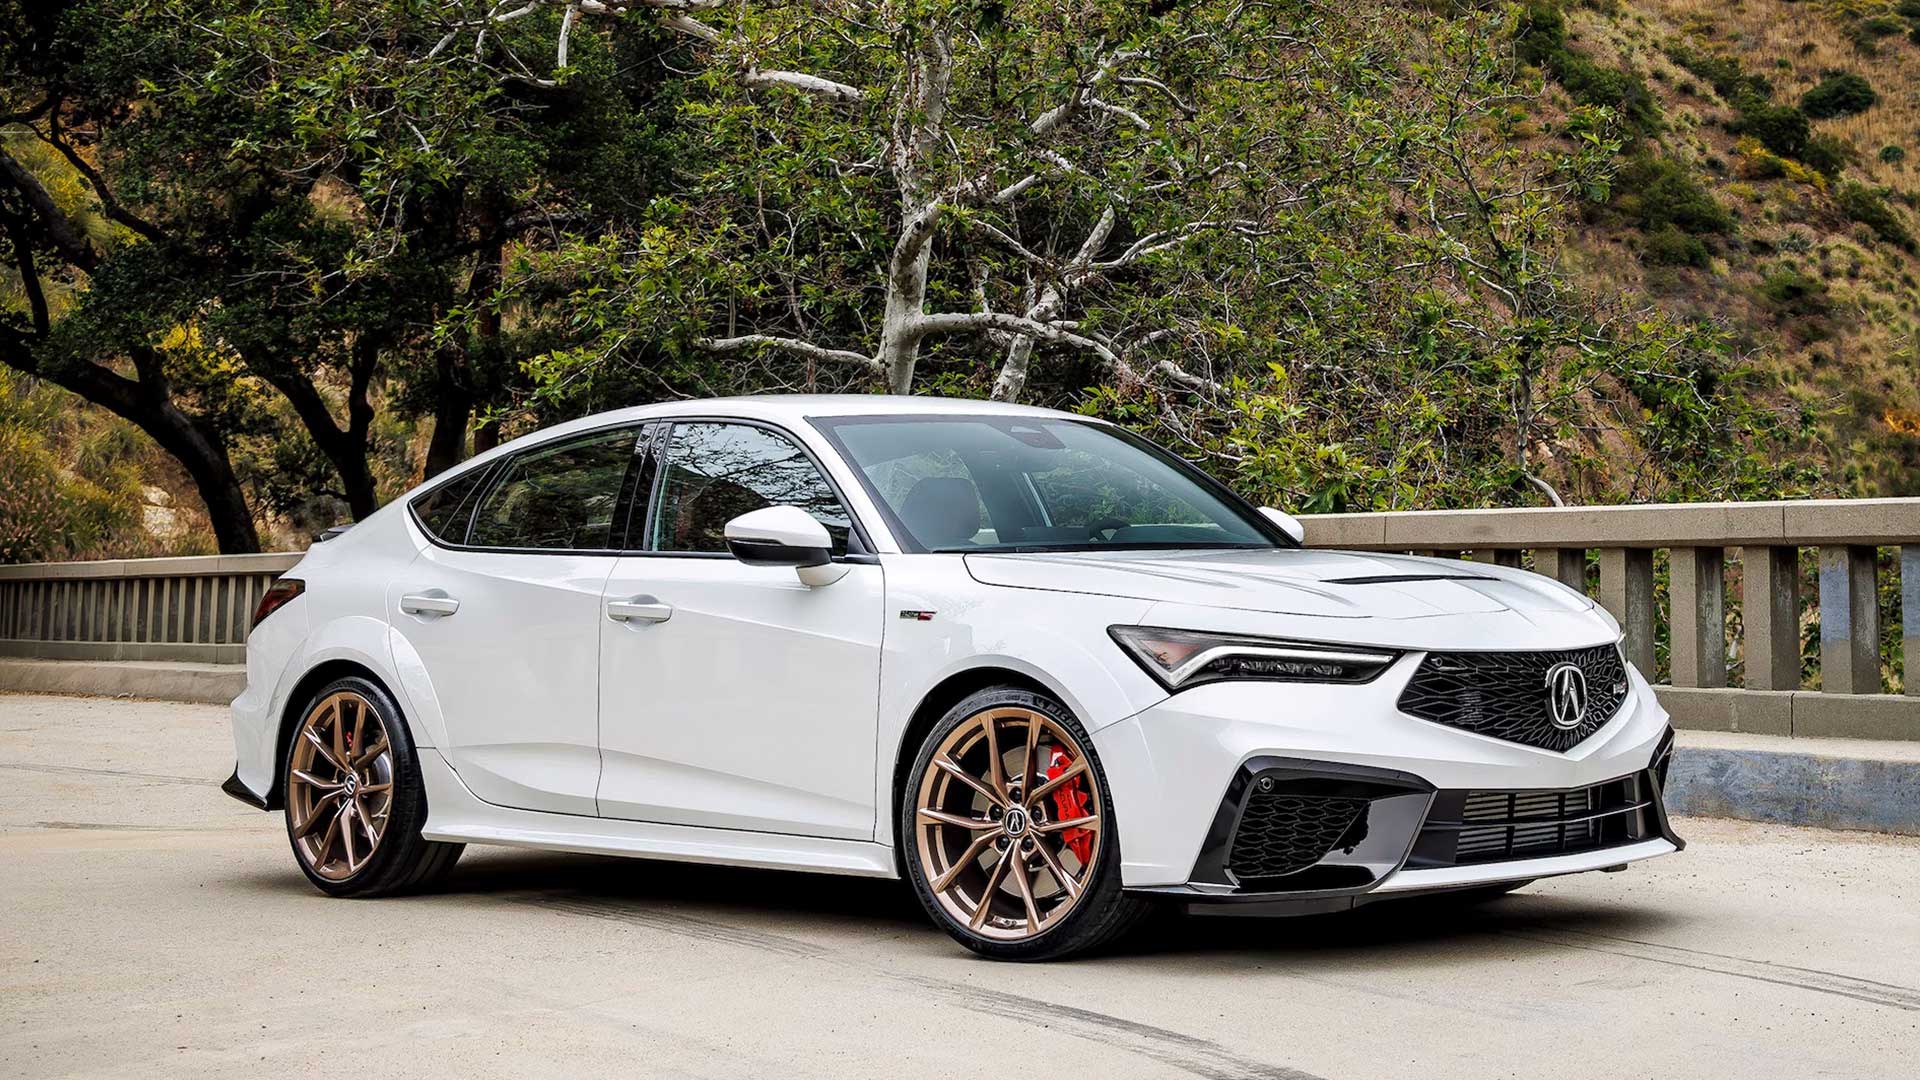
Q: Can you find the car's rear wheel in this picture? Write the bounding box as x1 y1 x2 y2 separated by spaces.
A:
902 686 1148 960
282 675 463 897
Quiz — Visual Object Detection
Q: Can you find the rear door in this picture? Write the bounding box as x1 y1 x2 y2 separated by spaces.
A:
595 419 885 838
389 424 643 815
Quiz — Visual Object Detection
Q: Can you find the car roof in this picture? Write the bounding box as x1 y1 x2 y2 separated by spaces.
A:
444 395 1100 485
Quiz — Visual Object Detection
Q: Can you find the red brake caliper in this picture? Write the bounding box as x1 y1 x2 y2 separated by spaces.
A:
1044 748 1094 865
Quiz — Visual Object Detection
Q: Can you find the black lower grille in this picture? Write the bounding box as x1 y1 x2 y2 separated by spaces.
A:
1397 643 1630 751
1227 793 1366 882
1410 773 1656 867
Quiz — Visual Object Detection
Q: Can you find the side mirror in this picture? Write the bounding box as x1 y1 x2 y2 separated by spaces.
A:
723 505 848 587
1259 506 1306 545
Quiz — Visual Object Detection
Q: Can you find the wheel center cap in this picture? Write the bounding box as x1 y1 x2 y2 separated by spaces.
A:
343 774 358 796
1002 806 1029 838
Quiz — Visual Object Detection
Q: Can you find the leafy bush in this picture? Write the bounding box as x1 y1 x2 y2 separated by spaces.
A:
1801 73 1877 120
1614 155 1735 240
1897 0 1920 18
1665 44 1771 105
1757 269 1830 318
1644 224 1711 266
1801 134 1854 177
1836 183 1915 248
1735 102 1811 159
1883 145 1909 165
1514 3 1661 134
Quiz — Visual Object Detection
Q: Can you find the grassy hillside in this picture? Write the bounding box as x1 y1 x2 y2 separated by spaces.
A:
1537 0 1920 493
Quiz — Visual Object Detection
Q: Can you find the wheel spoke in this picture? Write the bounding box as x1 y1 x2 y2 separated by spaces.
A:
354 796 380 849
357 781 392 795
291 769 341 792
350 698 366 759
1026 757 1086 805
314 806 343 867
931 832 999 893
918 808 997 831
1022 713 1043 793
330 700 349 767
1008 852 1043 929
301 726 347 773
1032 835 1082 899
933 756 1004 808
969 848 1015 930
981 714 1007 800
352 736 389 769
340 801 359 870
1037 814 1099 834
291 800 333 839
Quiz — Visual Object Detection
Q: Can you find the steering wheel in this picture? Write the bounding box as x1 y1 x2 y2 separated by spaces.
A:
1086 516 1129 541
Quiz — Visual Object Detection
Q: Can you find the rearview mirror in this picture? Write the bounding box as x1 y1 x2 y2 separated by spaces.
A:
1259 507 1306 545
723 506 848 587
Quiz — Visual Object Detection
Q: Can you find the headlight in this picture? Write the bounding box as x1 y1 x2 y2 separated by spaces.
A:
1108 626 1399 690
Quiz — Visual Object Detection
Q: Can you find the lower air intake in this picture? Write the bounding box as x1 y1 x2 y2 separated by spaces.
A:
1227 792 1366 882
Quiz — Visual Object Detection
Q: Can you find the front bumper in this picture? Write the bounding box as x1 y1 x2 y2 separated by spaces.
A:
1092 655 1680 893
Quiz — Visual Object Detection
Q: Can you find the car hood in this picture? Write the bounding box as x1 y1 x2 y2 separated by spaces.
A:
962 548 1593 621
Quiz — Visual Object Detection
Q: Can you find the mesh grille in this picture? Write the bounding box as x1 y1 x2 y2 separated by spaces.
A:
1397 644 1629 751
1227 793 1366 882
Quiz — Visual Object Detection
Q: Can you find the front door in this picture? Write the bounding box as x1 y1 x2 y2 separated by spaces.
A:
596 420 884 839
390 424 641 815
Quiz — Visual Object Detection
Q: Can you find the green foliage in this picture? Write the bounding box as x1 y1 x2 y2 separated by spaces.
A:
1643 224 1711 266
1735 102 1812 160
1514 3 1660 135
1758 269 1831 318
0 370 145 562
1836 183 1916 248
1613 155 1735 237
1801 134 1855 177
1801 73 1878 119
1883 144 1910 165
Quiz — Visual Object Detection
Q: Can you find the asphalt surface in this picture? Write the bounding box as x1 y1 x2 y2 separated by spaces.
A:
2 693 1915 1080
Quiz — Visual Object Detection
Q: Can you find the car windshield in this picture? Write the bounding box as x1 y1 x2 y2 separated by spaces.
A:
813 415 1285 553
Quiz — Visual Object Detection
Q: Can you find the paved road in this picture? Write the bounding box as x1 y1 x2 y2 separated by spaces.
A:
1 693 1914 1079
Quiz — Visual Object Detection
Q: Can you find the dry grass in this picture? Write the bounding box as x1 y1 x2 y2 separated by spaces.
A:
1643 0 1920 188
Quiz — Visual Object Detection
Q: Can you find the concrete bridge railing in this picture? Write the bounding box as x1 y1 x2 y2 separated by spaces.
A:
1304 498 1920 740
0 553 301 665
2 497 1917 739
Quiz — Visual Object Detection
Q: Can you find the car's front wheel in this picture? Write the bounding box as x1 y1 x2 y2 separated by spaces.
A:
282 675 463 897
902 686 1149 960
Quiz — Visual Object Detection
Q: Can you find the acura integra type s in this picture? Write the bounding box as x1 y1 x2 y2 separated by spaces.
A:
225 395 1682 959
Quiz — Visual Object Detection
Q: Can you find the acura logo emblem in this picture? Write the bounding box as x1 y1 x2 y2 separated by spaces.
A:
1544 662 1590 729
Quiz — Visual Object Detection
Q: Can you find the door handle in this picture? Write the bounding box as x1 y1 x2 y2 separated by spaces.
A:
399 592 460 617
606 595 673 624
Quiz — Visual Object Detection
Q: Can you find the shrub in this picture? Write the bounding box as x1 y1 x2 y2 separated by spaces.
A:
1514 3 1660 135
1836 182 1915 248
1757 269 1830 318
1883 145 1909 165
1614 155 1735 235
1735 102 1810 159
1801 73 1877 120
1644 225 1711 266
1897 0 1920 18
1800 134 1854 177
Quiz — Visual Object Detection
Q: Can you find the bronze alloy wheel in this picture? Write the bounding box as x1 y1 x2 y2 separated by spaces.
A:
286 690 395 882
914 705 1104 941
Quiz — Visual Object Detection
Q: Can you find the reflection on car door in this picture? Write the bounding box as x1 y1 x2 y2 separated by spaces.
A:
596 420 885 839
389 425 641 815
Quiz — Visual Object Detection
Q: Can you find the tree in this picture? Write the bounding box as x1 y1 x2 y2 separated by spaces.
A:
516 0 1354 407
2 0 677 550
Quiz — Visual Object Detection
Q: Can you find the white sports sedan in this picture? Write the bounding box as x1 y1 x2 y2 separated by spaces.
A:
225 395 1682 959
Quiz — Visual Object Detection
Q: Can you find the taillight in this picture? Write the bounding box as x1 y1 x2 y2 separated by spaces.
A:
252 578 305 629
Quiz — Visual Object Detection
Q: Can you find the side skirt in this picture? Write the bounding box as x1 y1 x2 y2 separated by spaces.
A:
415 749 899 879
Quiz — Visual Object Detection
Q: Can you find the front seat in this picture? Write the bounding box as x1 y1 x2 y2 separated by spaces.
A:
898 477 982 548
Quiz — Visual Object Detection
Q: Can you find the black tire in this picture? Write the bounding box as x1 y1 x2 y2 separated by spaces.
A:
901 686 1150 960
281 675 463 898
